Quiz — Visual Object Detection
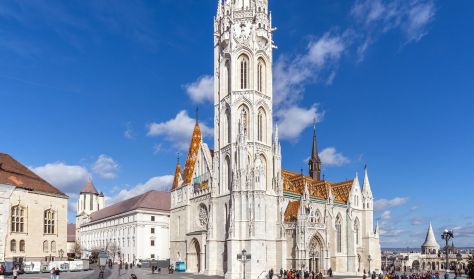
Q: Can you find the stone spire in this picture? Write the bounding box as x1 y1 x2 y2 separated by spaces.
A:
308 121 321 181
421 222 440 254
362 165 372 197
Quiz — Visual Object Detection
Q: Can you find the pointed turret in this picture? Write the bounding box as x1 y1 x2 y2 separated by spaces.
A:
81 177 99 195
421 222 440 254
362 165 372 197
182 113 202 185
349 172 361 207
308 121 322 180
374 221 380 236
172 154 182 190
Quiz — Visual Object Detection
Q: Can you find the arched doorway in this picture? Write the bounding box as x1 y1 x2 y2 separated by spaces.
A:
412 260 420 271
188 238 201 273
308 234 324 273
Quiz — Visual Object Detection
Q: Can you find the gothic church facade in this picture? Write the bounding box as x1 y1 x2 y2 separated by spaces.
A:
170 1 381 278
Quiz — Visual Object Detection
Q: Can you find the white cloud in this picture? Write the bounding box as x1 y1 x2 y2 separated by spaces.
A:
351 0 435 47
273 32 348 108
124 122 135 139
107 175 174 205
147 110 213 150
374 197 409 211
185 75 214 104
319 147 350 167
31 162 90 193
153 143 162 154
92 154 119 180
381 210 391 220
411 217 424 225
276 105 323 141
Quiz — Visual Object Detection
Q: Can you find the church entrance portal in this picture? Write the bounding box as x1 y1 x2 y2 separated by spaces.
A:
188 238 201 273
308 234 323 273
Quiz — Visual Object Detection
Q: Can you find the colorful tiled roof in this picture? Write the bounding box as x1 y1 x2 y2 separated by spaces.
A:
172 161 182 190
282 169 353 203
0 153 67 197
81 177 99 194
182 121 202 185
284 200 300 223
89 190 170 222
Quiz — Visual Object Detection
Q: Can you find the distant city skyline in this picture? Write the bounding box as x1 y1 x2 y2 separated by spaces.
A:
1 0 473 248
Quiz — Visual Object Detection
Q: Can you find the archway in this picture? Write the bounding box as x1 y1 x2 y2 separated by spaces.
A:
188 238 201 273
308 234 324 273
412 260 420 271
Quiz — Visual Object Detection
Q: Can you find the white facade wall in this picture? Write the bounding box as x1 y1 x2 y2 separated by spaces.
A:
80 209 170 263
0 184 15 262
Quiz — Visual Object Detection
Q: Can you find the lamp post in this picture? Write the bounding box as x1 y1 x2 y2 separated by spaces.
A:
237 249 251 279
368 255 372 275
441 229 454 279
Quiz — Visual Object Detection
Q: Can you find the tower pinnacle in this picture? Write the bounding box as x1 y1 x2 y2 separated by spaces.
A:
308 120 321 180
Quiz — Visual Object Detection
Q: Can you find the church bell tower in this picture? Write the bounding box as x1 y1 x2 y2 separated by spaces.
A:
212 0 283 278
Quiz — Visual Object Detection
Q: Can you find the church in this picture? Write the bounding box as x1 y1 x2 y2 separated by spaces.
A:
169 1 381 278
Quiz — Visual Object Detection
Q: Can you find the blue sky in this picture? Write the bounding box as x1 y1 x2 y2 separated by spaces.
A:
1 0 473 248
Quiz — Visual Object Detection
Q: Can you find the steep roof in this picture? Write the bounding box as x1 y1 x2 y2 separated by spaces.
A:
422 222 440 248
81 178 99 194
282 169 353 203
90 190 170 222
0 153 67 197
67 224 76 242
284 200 300 222
172 161 182 190
182 121 202 185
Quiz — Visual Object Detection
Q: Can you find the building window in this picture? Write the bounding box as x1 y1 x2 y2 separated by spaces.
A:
336 216 342 253
257 108 266 142
44 209 55 234
151 216 155 222
239 55 249 89
11 205 25 233
51 241 56 253
151 254 155 259
19 240 25 252
257 59 265 93
354 219 360 245
225 60 231 96
43 241 49 253
151 240 155 246
90 194 93 211
151 228 155 234
10 239 16 252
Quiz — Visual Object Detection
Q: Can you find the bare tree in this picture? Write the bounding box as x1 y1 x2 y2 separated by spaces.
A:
73 242 82 259
106 242 119 263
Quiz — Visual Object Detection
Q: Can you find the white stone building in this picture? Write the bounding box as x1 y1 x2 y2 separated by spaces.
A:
401 223 471 272
169 1 381 278
77 190 170 264
0 153 69 266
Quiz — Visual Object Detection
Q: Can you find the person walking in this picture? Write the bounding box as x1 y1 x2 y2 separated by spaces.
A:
50 267 56 279
12 266 18 279
55 267 60 279
269 268 274 279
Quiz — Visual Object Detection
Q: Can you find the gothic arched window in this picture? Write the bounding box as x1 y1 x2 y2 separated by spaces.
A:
225 60 231 96
10 239 16 252
224 109 231 144
257 59 266 93
43 240 49 253
354 218 360 245
51 241 56 253
20 240 25 252
257 108 266 142
44 209 55 234
336 215 342 253
223 156 232 192
11 205 25 233
239 55 249 89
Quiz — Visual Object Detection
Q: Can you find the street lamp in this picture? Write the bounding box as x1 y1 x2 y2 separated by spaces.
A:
368 255 372 275
237 249 251 279
441 229 454 278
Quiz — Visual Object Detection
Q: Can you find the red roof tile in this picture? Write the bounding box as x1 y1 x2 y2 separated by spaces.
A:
90 190 170 222
81 178 99 194
0 153 67 197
